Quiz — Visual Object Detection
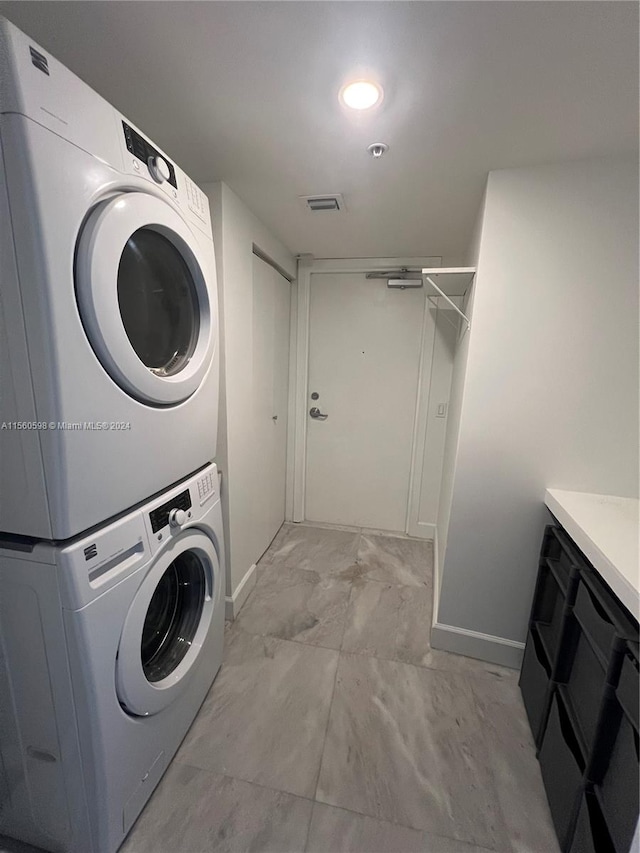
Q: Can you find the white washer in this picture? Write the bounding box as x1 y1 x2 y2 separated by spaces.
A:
0 463 225 853
0 17 220 539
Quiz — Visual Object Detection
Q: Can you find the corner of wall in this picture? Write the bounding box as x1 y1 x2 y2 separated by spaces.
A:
224 562 257 621
434 179 488 593
201 181 232 595
200 180 296 601
436 157 639 657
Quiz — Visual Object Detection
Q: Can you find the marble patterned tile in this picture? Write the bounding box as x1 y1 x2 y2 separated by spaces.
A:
305 802 498 853
121 762 312 853
236 564 351 649
316 653 509 849
256 523 292 567
354 534 433 587
260 523 360 578
175 631 338 798
470 677 560 853
340 576 520 686
341 581 404 659
341 581 432 664
305 802 425 852
394 582 435 665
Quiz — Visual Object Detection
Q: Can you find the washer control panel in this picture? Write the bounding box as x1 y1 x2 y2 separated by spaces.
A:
149 489 191 533
196 470 217 506
141 464 219 553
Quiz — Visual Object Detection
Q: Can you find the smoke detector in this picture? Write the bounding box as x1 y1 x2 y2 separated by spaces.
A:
299 193 346 213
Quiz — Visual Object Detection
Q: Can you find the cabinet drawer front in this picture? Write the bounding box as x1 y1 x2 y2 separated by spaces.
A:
574 578 617 664
598 699 639 853
574 570 637 664
520 627 552 745
617 645 639 731
543 525 585 593
568 792 615 853
539 691 585 849
532 565 566 666
565 628 607 750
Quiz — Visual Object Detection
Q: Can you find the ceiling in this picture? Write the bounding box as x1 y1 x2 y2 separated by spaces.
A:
1 1 637 261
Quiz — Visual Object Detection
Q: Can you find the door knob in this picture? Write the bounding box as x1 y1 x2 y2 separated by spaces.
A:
309 407 328 420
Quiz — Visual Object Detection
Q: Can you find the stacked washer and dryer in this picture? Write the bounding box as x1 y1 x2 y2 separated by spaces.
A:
0 18 226 853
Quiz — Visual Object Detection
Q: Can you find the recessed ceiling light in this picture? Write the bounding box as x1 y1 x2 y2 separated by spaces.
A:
340 80 383 111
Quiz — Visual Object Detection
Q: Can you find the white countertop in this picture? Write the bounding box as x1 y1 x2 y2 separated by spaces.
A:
545 489 639 621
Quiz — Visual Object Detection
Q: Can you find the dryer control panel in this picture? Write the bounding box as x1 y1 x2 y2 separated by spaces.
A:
122 121 177 189
117 114 212 237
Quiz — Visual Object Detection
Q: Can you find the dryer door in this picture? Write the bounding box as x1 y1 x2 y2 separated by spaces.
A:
76 192 214 406
116 529 220 716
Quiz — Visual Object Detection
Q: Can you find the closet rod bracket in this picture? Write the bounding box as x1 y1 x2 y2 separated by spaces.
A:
421 267 475 331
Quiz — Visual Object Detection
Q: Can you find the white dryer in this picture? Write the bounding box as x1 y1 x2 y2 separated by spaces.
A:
0 463 225 853
0 17 220 539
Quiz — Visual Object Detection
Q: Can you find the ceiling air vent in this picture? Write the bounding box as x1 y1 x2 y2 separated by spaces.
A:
299 193 346 213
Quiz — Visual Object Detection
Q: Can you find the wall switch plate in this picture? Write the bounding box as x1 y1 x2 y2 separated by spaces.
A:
436 403 448 418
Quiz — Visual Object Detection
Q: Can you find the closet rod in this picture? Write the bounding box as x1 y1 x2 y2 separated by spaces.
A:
421 267 476 331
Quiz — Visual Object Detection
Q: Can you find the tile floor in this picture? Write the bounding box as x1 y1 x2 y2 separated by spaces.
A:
1 523 560 853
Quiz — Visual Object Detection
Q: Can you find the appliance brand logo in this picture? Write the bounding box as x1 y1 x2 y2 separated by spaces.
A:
83 544 97 561
29 46 49 76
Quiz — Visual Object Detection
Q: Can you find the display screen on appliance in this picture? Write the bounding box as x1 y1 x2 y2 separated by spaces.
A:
149 490 192 533
122 121 178 189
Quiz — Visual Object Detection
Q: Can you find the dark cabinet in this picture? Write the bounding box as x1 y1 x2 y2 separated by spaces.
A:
520 517 639 852
569 792 615 853
539 690 585 849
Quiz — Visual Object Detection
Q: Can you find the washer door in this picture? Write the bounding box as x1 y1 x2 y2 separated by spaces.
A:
76 192 214 405
116 530 219 716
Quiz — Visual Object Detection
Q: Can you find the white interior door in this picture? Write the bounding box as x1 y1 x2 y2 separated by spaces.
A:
305 272 425 531
252 254 291 558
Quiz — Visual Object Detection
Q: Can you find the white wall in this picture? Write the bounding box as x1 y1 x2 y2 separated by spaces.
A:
434 193 486 613
413 298 464 538
434 158 639 663
202 182 296 604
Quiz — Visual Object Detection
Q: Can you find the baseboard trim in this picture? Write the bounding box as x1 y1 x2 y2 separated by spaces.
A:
407 521 436 540
225 562 257 620
432 527 440 626
431 621 524 670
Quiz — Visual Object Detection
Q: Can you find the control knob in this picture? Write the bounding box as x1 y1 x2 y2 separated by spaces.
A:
148 155 171 184
168 508 186 528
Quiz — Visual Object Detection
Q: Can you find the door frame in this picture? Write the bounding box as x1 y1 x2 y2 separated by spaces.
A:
250 250 293 556
288 256 441 527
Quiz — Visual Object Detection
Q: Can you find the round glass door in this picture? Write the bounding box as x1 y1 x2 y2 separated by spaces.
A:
141 550 205 683
118 229 200 378
76 192 215 406
116 530 219 716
